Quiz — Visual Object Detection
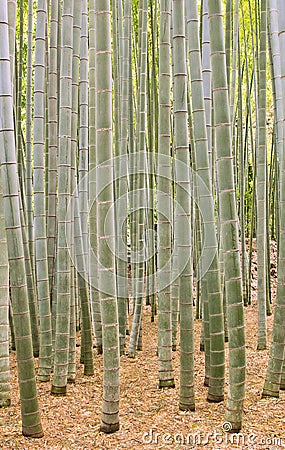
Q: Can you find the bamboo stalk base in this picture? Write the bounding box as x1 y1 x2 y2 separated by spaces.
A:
179 403 195 412
22 427 44 438
207 393 224 403
84 367 94 376
100 421 120 434
50 385 67 396
226 422 242 433
158 379 175 389
261 390 279 399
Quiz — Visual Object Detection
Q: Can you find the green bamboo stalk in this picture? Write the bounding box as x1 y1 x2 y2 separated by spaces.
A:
0 3 43 436
68 274 76 383
9 306 15 351
127 0 135 322
243 3 257 306
33 0 52 382
112 0 121 163
208 0 246 432
67 0 83 384
171 230 179 351
241 5 253 306
0 171 10 408
77 0 94 375
187 0 225 403
268 0 283 249
128 0 148 358
51 0 74 396
128 0 140 317
78 0 89 277
16 0 24 196
95 0 120 433
156 0 175 389
225 0 232 87
173 0 195 412
262 0 285 399
200 2 215 363
25 0 35 290
230 0 239 122
47 0 59 296
145 56 155 310
19 197 40 358
145 0 158 312
237 30 249 307
256 0 268 350
7 0 16 90
74 188 94 376
201 0 214 206
89 0 102 355
115 0 130 356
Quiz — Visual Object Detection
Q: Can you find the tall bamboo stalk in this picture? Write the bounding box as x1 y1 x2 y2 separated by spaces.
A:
47 0 59 295
89 0 102 355
51 0 74 396
173 0 195 412
0 172 10 408
0 2 43 436
25 0 35 288
78 0 89 284
262 0 285 400
208 0 246 432
187 0 225 403
116 0 130 356
95 0 120 433
34 0 52 382
128 0 148 358
157 0 175 389
256 0 268 350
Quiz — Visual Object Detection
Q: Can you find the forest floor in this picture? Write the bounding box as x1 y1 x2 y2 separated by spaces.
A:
1 240 285 450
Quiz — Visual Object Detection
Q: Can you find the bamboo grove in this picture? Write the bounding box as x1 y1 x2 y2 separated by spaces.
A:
0 0 285 438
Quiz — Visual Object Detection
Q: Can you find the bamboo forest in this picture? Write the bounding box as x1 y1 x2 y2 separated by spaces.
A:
1 0 285 448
